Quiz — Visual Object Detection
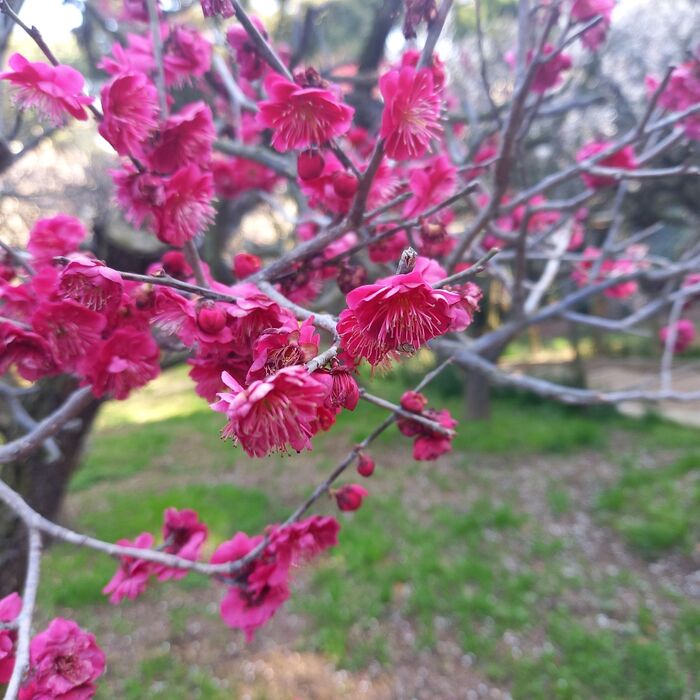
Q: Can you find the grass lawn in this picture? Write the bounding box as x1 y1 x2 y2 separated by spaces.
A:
33 360 700 699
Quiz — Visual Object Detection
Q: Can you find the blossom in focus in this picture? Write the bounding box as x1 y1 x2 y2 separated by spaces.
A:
58 255 124 316
247 317 320 382
20 618 105 700
0 53 93 124
102 532 155 604
659 319 696 354
211 366 330 457
257 73 354 152
379 65 442 160
98 73 160 158
338 269 460 367
577 141 637 189
0 593 21 684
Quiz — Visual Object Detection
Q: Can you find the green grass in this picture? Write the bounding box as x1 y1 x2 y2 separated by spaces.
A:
596 453 700 558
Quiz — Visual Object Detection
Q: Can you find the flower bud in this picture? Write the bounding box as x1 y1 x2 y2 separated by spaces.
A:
297 149 325 181
356 453 375 478
196 301 227 334
233 252 261 279
332 171 359 198
334 484 368 512
400 390 428 413
161 250 192 280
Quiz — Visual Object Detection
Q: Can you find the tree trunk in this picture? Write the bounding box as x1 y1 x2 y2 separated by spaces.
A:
0 379 102 598
463 344 507 422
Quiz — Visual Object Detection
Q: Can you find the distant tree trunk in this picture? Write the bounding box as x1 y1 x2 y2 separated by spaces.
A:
0 377 102 597
464 343 506 421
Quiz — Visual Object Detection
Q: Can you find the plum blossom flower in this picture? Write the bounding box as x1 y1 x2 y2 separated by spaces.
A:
571 0 615 51
212 366 331 457
152 164 215 246
649 58 700 141
403 154 457 218
246 318 320 382
572 246 640 299
0 53 93 124
211 156 279 198
58 255 124 315
27 215 87 264
20 618 105 700
257 73 354 152
102 532 155 604
226 17 269 81
338 269 460 367
397 390 457 461
324 362 360 411
0 593 21 684
233 252 262 279
357 453 375 477
157 508 208 581
82 327 160 399
201 0 235 17
577 141 637 189
379 65 442 160
98 73 160 158
659 319 696 354
31 301 107 373
0 323 59 382
146 102 215 173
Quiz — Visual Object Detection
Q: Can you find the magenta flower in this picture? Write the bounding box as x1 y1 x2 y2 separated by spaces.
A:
232 252 262 279
211 156 279 198
211 365 330 457
379 65 442 160
0 323 59 382
577 141 637 188
397 390 457 461
31 300 106 372
338 269 460 367
82 327 160 400
98 73 159 158
226 17 269 81
201 0 235 17
157 508 208 581
0 593 21 684
651 59 700 141
102 532 155 604
572 247 640 299
246 317 320 382
147 102 215 173
403 154 457 218
58 255 124 315
0 53 93 124
659 319 696 354
27 215 86 264
153 164 215 246
571 0 615 51
20 618 105 700
257 73 354 152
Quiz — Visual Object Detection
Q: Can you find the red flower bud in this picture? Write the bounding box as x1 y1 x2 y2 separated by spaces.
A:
400 390 428 413
233 252 261 279
297 149 325 181
334 484 368 512
196 301 227 334
332 171 359 198
356 453 375 477
161 250 192 280
337 262 368 294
